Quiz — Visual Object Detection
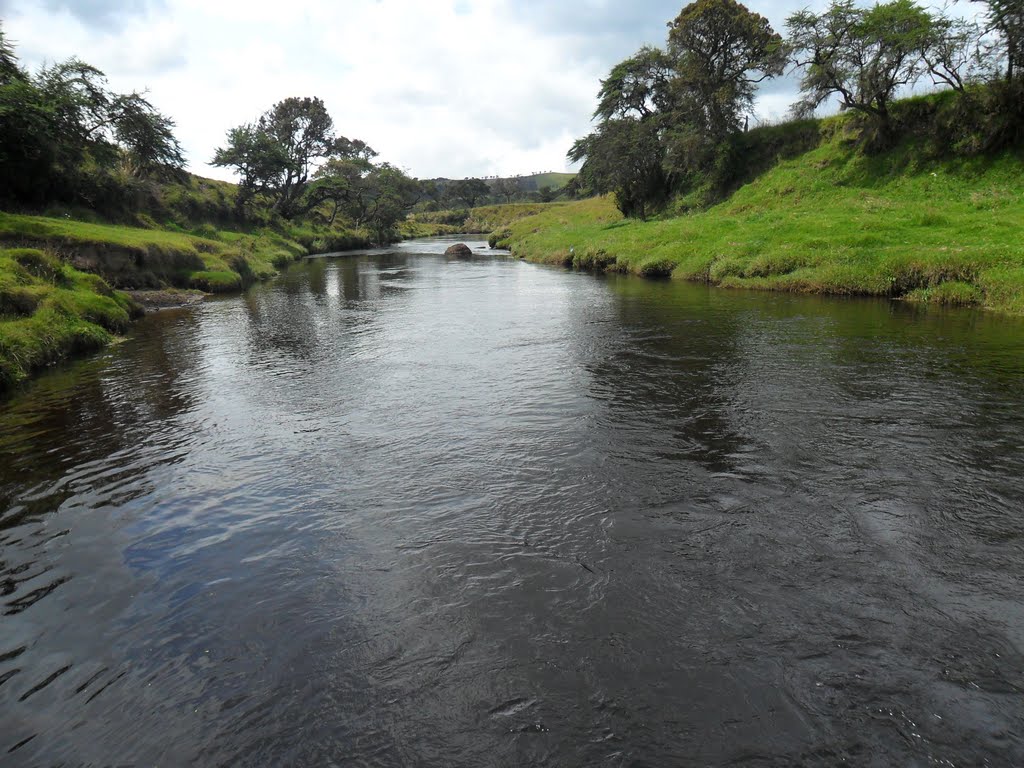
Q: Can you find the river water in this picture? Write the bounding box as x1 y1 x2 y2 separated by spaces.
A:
2 236 1023 766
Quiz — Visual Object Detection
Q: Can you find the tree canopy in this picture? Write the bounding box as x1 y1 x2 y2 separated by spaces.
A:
787 0 937 124
973 0 1023 81
0 23 184 206
667 0 787 139
570 0 785 217
213 97 358 217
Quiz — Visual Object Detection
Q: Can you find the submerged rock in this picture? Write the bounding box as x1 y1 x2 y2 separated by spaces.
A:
445 243 473 258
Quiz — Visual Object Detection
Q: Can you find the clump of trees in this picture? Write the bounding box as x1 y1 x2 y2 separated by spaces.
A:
0 23 184 208
571 0 1023 219
212 97 426 241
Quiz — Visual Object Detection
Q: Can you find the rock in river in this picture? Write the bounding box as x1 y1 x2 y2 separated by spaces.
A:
445 243 473 258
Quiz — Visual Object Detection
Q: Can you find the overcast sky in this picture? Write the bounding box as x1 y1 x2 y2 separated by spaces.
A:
1 0 946 182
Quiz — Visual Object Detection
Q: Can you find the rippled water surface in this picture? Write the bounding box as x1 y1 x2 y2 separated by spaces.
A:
2 237 1024 766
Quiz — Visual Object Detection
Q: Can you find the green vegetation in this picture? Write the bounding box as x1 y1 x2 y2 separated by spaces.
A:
525 173 577 191
0 247 140 389
499 113 1024 313
0 210 311 291
409 202 566 239
419 173 579 210
500 0 1024 314
572 0 1020 218
0 25 401 391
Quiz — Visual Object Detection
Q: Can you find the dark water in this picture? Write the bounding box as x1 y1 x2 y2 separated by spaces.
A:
2 236 1024 766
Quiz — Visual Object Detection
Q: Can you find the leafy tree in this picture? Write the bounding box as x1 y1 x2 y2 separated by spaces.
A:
0 28 183 205
594 45 674 121
306 149 378 226
787 0 936 126
922 14 985 91
306 150 422 243
416 179 449 209
569 0 785 217
259 97 335 215
449 178 490 208
360 164 422 243
0 23 24 85
493 177 520 203
569 119 668 220
667 0 787 139
112 93 185 177
213 97 358 217
211 124 289 206
972 0 1023 81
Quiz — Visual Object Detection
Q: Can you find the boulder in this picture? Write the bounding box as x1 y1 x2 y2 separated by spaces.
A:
444 243 473 258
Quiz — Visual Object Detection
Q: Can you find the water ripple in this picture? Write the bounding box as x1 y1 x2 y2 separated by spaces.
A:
1 246 1023 765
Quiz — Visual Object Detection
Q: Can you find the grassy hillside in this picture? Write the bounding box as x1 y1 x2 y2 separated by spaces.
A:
518 172 577 191
498 117 1024 314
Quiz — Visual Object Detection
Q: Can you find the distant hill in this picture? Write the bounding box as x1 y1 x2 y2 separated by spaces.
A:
428 172 576 190
421 171 578 207
511 172 577 192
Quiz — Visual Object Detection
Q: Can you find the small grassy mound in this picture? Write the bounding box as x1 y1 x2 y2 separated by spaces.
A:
0 248 140 391
500 116 1024 314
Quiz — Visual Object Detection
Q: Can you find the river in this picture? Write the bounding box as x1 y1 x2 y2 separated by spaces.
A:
2 236 1023 766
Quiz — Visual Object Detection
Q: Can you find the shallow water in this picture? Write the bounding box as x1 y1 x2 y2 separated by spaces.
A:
2 236 1024 766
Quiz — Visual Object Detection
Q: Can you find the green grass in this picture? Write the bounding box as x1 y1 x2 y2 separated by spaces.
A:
406 202 566 240
500 119 1024 314
464 203 566 234
0 248 140 391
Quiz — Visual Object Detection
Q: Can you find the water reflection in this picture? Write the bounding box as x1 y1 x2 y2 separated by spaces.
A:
2 242 1024 766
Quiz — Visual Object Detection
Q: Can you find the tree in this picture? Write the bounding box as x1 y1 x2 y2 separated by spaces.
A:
667 0 787 139
449 178 490 208
213 97 355 217
212 123 289 206
568 0 785 218
922 14 985 92
972 0 1023 81
569 119 668 220
112 93 185 177
306 148 378 226
787 0 936 127
1 31 184 204
360 164 422 243
0 23 24 85
308 157 420 242
493 177 520 203
594 45 674 121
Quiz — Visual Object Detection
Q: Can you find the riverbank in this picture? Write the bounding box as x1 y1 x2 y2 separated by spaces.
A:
0 210 507 393
496 119 1024 314
0 210 321 391
0 246 140 389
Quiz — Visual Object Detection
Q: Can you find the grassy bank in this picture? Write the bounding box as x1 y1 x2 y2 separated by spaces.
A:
0 210 355 394
499 118 1024 314
0 210 318 293
0 247 141 390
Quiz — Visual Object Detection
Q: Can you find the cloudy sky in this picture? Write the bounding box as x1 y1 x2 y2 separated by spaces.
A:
1 0 922 181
